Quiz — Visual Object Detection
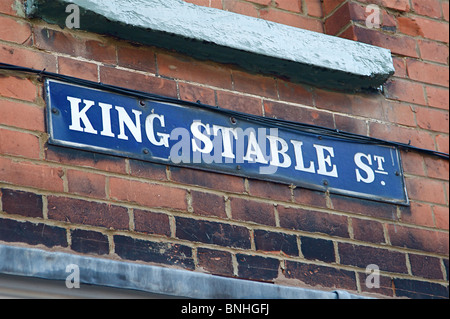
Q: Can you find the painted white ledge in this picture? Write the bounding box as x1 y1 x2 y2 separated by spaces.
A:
27 0 394 91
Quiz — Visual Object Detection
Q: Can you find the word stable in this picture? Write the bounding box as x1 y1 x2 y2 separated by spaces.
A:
45 79 408 205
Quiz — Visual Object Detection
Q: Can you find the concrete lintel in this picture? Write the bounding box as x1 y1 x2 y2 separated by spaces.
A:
26 0 394 91
0 244 368 299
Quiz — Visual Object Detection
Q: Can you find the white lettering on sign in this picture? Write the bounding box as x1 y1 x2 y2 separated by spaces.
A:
61 96 397 188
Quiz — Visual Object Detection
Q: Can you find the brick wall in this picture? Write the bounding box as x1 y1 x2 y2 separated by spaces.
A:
0 0 448 298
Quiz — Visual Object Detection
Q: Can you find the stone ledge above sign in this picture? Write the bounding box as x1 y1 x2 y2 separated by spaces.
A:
26 0 395 91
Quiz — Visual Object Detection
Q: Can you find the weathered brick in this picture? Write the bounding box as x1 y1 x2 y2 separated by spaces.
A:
134 209 171 237
418 40 449 64
1 188 43 218
405 176 446 205
223 0 259 18
128 159 167 181
278 205 349 238
0 128 40 159
175 217 251 249
406 59 449 87
157 52 232 89
232 70 278 99
274 0 302 13
426 86 449 110
100 66 178 98
351 218 386 244
384 79 426 105
230 197 275 226
191 191 227 219
277 79 314 106
433 205 449 230
329 194 398 221
0 15 31 44
338 243 408 274
58 57 98 82
415 106 449 133
300 236 335 263
0 217 67 248
387 224 449 255
109 177 187 211
70 229 109 255
0 157 64 192
216 90 263 116
117 44 156 73
0 76 37 102
67 170 106 198
247 179 292 202
393 278 449 299
259 8 323 32
409 254 444 280
285 261 357 290
236 254 280 282
114 235 194 269
47 196 129 230
179 83 216 106
170 167 245 194
292 187 328 209
254 230 299 256
264 100 334 128
196 248 234 277
0 100 45 132
399 202 434 228
46 145 127 175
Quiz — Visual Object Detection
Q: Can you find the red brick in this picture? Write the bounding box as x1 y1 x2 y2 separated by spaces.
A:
34 27 117 64
329 193 398 221
58 57 98 82
418 39 449 64
433 205 449 230
443 1 449 21
197 248 234 277
67 170 106 198
45 145 127 175
352 26 419 58
351 218 386 244
424 156 449 180
426 86 449 110
405 176 446 204
0 100 45 132
0 43 57 73
339 242 408 273
247 179 292 202
322 0 346 16
278 205 349 237
0 76 37 102
0 0 22 16
384 78 426 105
264 100 334 127
325 1 367 36
100 66 178 98
401 151 426 176
285 261 357 290
230 197 276 226
117 44 156 73
47 196 129 230
0 128 40 159
406 59 449 87
334 114 368 136
387 224 449 255
191 191 227 218
134 209 171 236
0 16 31 44
157 53 232 89
399 16 449 43
392 57 408 78
415 107 449 133
170 166 245 194
304 0 322 17
1 188 43 218
216 90 263 116
237 254 280 281
277 80 314 106
178 82 216 106
436 134 449 154
109 177 187 210
0 157 64 192
259 8 323 32
256 230 299 256
223 0 259 17
399 202 435 228
384 101 416 127
411 0 442 19
370 122 435 150
232 70 278 99
128 159 167 181
274 0 302 13
293 187 328 209
70 229 109 255
409 254 444 280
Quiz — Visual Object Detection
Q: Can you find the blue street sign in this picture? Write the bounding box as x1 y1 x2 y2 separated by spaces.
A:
45 79 409 205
